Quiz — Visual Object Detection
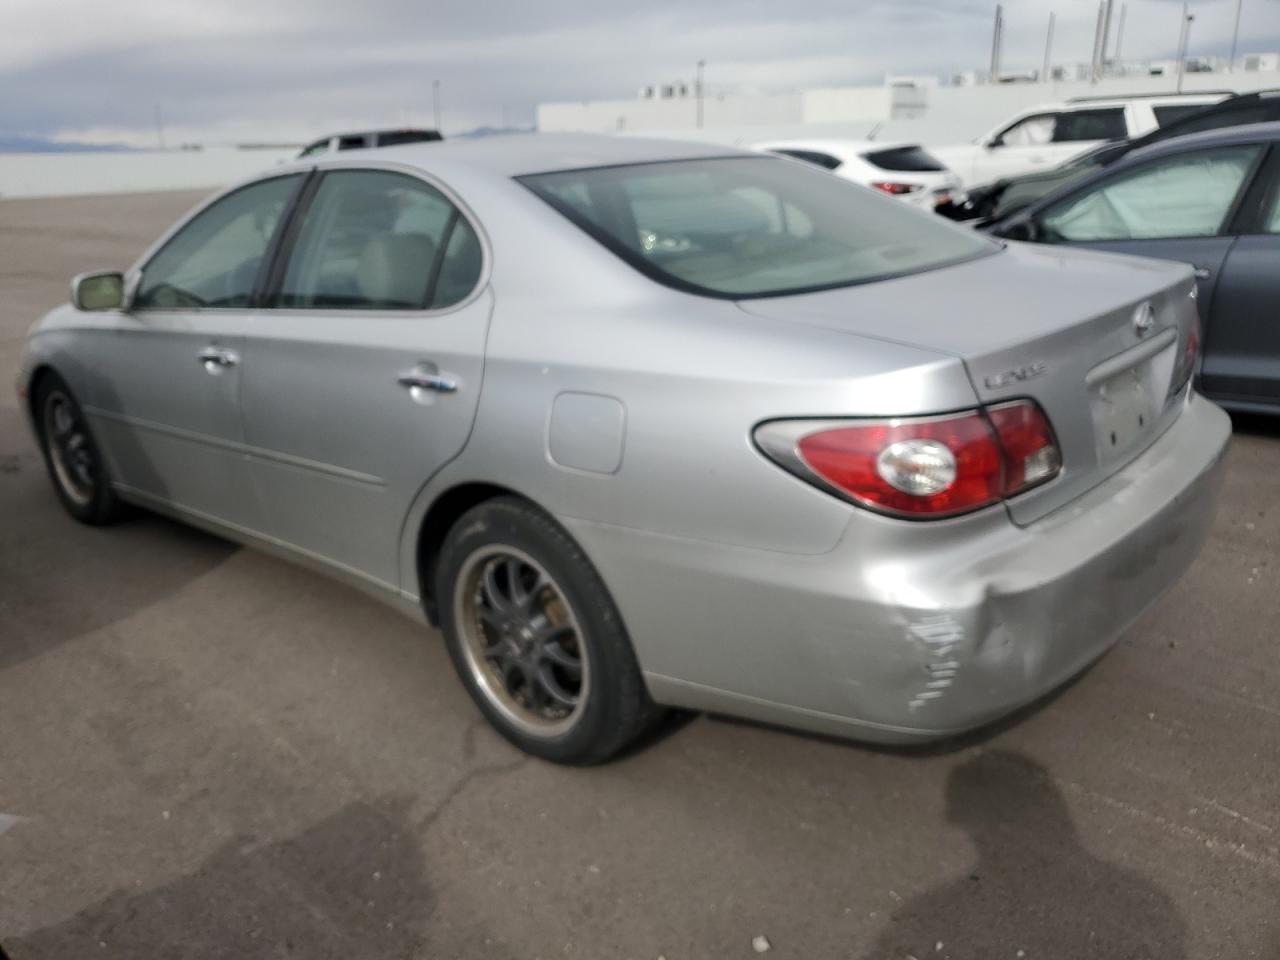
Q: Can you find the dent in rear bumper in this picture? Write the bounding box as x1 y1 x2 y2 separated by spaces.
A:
569 394 1231 743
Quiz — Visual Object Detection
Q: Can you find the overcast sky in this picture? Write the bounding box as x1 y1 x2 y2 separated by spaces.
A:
3 0 1277 146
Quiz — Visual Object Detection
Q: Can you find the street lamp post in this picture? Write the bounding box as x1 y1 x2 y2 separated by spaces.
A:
433 80 442 131
1229 0 1244 70
696 60 706 129
1175 5 1194 93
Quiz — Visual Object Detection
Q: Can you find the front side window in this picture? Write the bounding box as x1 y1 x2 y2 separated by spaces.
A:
277 169 481 310
1040 145 1260 242
135 174 302 310
997 114 1057 147
521 156 996 298
1264 175 1280 235
1054 108 1127 142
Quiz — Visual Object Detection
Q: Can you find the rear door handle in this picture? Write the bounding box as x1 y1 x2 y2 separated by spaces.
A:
198 346 239 372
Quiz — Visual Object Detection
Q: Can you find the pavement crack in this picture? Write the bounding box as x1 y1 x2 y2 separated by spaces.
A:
415 755 529 835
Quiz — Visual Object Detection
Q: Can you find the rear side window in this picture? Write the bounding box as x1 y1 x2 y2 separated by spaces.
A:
136 174 302 310
1163 103 1273 138
1040 145 1260 242
771 149 843 171
521 156 995 298
276 170 480 310
375 130 443 147
863 146 945 172
1054 109 1127 142
1153 104 1213 127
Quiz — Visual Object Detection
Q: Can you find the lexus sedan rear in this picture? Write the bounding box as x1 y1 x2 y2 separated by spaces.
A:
17 134 1229 763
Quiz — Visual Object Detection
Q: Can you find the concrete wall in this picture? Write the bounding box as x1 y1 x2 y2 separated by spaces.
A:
0 147 298 200
539 70 1280 146
538 93 803 134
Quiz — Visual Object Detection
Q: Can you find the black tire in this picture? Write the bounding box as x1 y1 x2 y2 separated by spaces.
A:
33 371 124 525
435 496 662 764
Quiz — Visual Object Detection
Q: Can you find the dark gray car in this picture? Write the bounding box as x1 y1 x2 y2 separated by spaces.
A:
988 122 1280 414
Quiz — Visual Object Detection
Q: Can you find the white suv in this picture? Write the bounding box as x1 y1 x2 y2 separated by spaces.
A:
931 93 1228 189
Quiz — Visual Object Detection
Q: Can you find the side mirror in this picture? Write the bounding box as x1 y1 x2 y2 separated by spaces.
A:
985 137 1003 150
71 271 125 311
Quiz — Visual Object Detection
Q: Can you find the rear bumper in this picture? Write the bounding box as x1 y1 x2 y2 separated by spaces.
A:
567 393 1230 743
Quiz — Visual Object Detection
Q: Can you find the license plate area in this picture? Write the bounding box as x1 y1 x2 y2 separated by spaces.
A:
1088 340 1177 466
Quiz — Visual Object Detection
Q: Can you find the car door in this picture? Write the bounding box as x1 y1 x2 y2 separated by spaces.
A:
239 166 489 591
1034 141 1267 315
1197 146 1280 405
973 112 1063 186
85 173 304 529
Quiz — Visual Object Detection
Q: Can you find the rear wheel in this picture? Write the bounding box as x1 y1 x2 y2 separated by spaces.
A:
34 372 122 525
435 497 660 764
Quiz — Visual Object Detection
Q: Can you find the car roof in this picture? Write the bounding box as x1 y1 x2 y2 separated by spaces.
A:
302 133 745 178
754 139 915 156
1115 119 1280 166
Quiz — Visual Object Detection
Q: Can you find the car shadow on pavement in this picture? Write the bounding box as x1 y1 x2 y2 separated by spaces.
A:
0 400 237 673
1228 412 1280 439
859 750 1188 960
5 798 451 960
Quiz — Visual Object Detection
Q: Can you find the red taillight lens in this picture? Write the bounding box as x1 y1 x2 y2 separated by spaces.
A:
986 400 1061 495
795 411 1003 517
759 401 1061 520
871 181 921 195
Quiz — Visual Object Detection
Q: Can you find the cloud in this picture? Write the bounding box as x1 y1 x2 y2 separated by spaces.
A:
2 0 1276 145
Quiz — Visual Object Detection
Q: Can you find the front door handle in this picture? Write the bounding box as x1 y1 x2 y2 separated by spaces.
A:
198 346 239 374
397 369 458 395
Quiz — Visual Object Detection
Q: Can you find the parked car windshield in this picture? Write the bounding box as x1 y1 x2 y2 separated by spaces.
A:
520 156 996 298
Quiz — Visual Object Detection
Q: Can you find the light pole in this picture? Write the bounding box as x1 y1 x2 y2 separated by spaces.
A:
696 59 706 129
1175 5 1194 93
1042 12 1055 83
433 80 441 131
1229 0 1244 70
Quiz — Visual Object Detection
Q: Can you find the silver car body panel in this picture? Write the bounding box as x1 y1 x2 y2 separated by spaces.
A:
16 134 1230 743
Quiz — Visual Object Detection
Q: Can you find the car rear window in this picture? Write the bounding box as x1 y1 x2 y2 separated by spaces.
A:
863 145 946 172
520 156 996 299
770 148 843 171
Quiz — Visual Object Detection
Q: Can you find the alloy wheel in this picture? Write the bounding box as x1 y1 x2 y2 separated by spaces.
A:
454 545 589 738
43 390 97 507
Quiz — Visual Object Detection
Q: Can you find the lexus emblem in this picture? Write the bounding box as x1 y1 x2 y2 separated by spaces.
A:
1132 301 1155 337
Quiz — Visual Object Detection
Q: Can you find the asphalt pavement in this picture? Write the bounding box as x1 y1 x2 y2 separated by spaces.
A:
1 189 1278 959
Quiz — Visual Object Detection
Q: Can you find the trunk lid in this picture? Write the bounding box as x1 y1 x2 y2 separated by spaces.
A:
740 242 1199 524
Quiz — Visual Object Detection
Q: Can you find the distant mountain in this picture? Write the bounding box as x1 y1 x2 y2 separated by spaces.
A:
0 137 134 154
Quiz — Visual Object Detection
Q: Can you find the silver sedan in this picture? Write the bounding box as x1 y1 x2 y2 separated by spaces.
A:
16 134 1230 763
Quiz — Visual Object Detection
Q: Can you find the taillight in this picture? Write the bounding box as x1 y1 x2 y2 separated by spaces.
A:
755 400 1060 520
1172 312 1203 394
871 181 921 195
986 400 1062 494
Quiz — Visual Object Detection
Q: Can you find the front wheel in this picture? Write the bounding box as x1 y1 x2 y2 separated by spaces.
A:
435 497 661 764
34 372 123 525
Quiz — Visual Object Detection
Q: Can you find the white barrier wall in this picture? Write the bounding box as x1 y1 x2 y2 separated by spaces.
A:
540 70 1280 145
0 148 298 200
